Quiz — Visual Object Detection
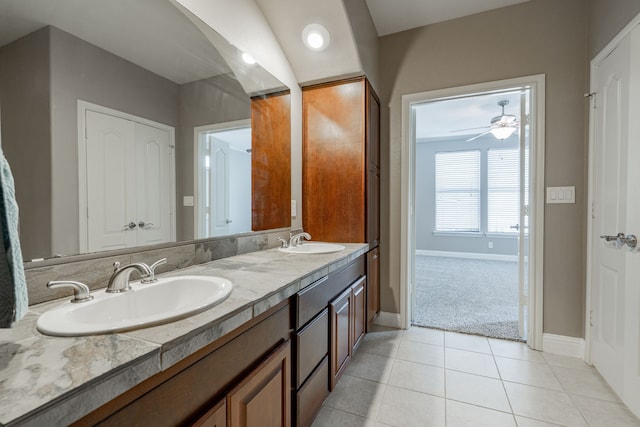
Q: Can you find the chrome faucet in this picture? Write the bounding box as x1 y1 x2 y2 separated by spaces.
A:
290 231 312 247
107 262 151 293
141 258 167 284
47 280 93 303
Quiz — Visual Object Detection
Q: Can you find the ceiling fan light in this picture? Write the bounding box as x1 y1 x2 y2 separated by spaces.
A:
490 126 516 140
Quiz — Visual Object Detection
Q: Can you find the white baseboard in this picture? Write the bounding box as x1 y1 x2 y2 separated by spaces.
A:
543 333 585 358
416 249 518 262
374 311 404 329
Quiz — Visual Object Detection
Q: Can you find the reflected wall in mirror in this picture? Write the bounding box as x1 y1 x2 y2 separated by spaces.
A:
0 0 291 261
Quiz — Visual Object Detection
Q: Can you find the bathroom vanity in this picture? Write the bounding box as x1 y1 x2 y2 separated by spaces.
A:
0 244 372 426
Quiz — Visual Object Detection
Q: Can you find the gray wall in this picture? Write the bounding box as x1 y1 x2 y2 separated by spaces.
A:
416 136 518 256
588 0 640 58
177 74 251 241
379 0 588 338
0 28 52 261
342 0 380 92
49 26 180 256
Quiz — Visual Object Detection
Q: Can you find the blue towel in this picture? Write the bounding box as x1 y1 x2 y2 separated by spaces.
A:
0 148 27 328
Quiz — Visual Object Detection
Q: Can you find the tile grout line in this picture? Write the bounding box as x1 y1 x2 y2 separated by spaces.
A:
489 337 519 426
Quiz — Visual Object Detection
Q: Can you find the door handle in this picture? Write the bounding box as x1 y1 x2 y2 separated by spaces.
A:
138 221 154 229
123 222 137 231
600 233 637 248
226 219 232 224
510 224 520 231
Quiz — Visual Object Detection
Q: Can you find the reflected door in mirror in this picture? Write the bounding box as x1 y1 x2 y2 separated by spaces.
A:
84 108 175 253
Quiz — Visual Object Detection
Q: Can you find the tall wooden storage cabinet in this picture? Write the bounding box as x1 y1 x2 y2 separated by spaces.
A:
302 78 381 328
302 78 380 246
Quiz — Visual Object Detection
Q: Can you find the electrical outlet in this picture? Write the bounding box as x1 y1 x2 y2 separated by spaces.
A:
488 242 494 249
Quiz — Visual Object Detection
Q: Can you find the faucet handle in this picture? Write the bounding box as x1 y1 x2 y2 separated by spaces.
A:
277 237 288 248
141 258 167 284
47 281 93 303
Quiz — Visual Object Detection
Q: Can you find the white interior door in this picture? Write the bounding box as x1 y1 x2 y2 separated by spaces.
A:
590 26 640 413
84 109 173 252
210 136 230 237
518 91 530 339
86 110 137 252
135 123 172 246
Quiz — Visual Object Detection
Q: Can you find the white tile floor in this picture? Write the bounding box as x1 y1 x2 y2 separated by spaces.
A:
311 326 640 427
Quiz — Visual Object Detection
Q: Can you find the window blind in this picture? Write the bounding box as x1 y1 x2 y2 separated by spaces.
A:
435 150 480 232
487 148 520 233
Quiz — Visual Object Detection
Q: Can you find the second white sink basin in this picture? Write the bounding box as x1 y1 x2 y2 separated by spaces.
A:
279 242 346 254
36 275 232 337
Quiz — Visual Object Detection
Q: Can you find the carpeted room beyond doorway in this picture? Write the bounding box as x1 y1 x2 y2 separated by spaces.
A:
413 255 523 341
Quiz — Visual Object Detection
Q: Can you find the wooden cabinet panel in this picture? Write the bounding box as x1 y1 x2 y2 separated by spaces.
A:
251 92 291 231
367 247 380 327
296 356 329 427
193 399 226 427
330 287 352 390
367 167 380 245
302 80 366 242
85 304 290 427
302 78 380 245
295 308 328 388
228 340 291 427
295 256 364 329
367 84 380 169
351 277 366 353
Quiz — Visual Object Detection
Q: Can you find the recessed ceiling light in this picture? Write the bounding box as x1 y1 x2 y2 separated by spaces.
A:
302 24 330 51
241 52 256 65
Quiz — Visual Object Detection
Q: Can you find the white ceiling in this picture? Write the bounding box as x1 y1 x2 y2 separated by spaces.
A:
365 0 530 36
414 90 528 140
0 0 229 84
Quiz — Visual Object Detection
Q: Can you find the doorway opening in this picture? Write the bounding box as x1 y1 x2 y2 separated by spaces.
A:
194 120 252 238
400 76 545 349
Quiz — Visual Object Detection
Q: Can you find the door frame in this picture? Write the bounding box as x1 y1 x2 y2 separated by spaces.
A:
77 100 176 253
400 75 546 350
585 13 640 364
193 119 251 239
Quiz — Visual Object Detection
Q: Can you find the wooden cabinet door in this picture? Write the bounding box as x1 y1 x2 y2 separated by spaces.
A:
351 277 366 353
193 400 226 427
227 340 291 427
251 92 291 231
302 79 366 242
367 248 380 326
330 287 352 390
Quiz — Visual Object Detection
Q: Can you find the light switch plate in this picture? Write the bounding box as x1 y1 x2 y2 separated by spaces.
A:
183 196 194 207
291 200 297 217
546 186 575 204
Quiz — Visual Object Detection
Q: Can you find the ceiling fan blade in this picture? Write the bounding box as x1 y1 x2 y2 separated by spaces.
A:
465 129 493 142
450 126 490 133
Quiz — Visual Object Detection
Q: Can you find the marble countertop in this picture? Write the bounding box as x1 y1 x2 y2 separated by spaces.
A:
0 243 369 426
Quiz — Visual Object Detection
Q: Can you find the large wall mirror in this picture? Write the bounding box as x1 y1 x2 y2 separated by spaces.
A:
0 0 291 261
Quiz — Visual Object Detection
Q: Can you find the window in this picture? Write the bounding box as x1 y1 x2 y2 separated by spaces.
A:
487 148 520 233
435 150 481 232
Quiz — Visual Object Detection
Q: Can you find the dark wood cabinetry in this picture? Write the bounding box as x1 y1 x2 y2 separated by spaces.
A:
193 399 226 427
367 247 380 328
330 286 352 390
302 78 380 245
227 341 290 427
329 276 367 390
75 303 291 427
292 255 366 426
351 276 366 353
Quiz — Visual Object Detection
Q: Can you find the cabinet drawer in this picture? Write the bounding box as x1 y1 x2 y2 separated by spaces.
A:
295 308 329 388
295 256 365 329
296 356 329 427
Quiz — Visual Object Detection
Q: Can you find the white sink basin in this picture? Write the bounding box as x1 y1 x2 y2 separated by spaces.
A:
36 275 232 337
279 242 345 254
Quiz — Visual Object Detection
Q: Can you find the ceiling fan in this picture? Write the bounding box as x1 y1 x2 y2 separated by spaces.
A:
452 100 519 141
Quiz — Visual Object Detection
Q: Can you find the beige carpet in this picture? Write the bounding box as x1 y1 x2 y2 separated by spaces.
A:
412 255 524 341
